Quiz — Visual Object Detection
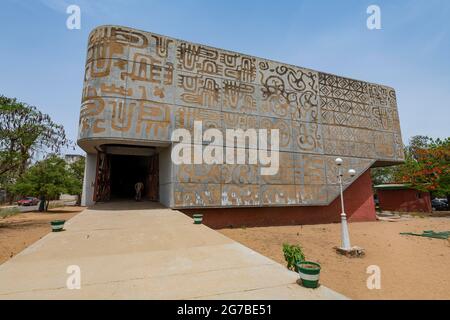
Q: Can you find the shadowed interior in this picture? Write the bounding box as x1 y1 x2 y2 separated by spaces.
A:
110 155 151 199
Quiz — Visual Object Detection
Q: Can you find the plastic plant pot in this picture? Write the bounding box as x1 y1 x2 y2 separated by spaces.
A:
50 220 66 232
297 261 321 289
193 214 203 224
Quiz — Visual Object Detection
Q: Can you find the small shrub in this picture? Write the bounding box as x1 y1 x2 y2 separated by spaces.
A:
282 243 305 272
0 207 20 219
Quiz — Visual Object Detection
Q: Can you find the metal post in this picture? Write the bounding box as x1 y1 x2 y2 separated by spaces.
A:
338 164 351 250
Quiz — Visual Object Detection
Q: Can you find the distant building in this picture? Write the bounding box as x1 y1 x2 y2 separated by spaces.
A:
65 154 84 165
374 184 432 213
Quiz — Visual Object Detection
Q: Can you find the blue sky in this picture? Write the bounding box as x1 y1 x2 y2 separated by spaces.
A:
1 0 449 154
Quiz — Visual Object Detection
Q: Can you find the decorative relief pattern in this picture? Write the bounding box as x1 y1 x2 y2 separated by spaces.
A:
261 185 298 205
324 156 374 186
175 164 221 184
177 43 256 82
292 121 323 154
79 87 106 135
222 164 259 185
177 73 221 109
222 80 258 114
322 125 375 158
259 61 319 122
174 183 221 207
294 154 326 185
79 94 171 141
260 152 294 185
78 26 404 209
124 53 174 85
374 132 395 159
259 117 292 151
87 26 146 62
173 106 223 141
394 133 405 160
319 73 368 103
319 73 400 132
222 185 260 206
319 72 404 163
300 185 328 204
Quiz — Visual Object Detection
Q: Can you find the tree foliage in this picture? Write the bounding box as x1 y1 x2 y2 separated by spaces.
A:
12 155 80 211
0 95 70 179
370 166 397 186
282 243 305 272
371 136 450 199
395 137 450 196
67 157 85 204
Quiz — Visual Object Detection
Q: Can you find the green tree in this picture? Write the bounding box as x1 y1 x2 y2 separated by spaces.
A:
407 135 433 160
370 166 397 186
67 157 85 205
372 135 450 203
0 95 70 179
12 155 74 211
396 137 450 201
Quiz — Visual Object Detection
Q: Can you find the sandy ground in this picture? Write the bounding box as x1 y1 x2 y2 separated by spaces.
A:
0 206 84 264
220 216 450 300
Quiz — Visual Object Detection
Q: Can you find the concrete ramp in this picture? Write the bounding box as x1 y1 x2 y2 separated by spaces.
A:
0 202 346 299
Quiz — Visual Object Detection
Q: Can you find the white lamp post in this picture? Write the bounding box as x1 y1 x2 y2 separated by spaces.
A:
335 158 356 251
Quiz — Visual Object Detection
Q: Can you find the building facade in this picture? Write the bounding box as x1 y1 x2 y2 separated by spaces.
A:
375 184 432 213
78 25 404 222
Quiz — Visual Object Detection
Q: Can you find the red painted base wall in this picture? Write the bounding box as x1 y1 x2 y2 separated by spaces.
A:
181 170 376 229
377 189 432 213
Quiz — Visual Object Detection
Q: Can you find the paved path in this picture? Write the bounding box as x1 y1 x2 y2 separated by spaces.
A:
0 202 346 299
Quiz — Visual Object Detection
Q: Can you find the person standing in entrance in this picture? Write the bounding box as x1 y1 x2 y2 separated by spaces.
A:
134 182 144 201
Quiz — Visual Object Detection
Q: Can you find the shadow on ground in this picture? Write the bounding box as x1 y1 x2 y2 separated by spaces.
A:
89 200 166 211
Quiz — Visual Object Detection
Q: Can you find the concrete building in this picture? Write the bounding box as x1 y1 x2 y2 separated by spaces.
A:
64 154 84 165
78 25 404 226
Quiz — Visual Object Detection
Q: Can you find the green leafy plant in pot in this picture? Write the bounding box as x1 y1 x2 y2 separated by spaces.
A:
282 243 321 289
282 243 305 272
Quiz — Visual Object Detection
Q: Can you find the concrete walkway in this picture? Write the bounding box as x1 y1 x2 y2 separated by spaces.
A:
0 202 346 299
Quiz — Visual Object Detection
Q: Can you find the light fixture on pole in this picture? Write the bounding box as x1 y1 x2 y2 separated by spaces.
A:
334 158 365 257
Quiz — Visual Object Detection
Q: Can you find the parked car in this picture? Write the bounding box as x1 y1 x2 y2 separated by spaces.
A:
431 198 449 211
17 197 40 206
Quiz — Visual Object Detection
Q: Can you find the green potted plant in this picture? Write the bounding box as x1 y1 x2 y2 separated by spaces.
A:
50 220 66 232
296 261 321 289
282 243 321 289
193 214 203 224
282 243 305 272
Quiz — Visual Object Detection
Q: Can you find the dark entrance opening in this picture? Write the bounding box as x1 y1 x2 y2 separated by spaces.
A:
108 154 159 201
110 155 147 199
93 145 160 202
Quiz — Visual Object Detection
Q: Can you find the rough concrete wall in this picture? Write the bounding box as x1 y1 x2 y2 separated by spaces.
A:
181 170 376 228
158 147 173 207
81 153 97 206
78 25 404 209
378 189 432 213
